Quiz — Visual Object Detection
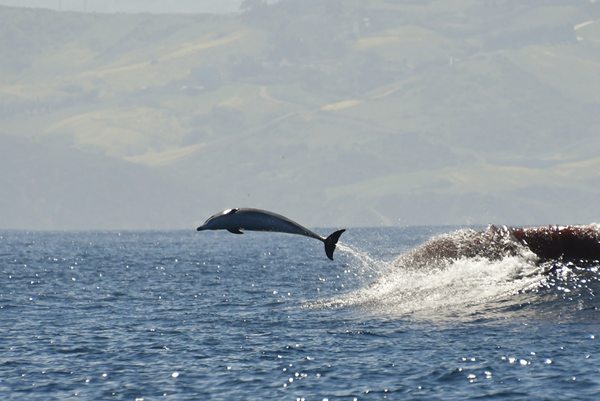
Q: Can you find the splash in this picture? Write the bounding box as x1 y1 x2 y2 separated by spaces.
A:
312 225 600 320
314 228 547 319
336 242 388 274
330 254 543 319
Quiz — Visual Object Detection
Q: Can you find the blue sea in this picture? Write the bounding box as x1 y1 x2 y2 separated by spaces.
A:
1 227 599 400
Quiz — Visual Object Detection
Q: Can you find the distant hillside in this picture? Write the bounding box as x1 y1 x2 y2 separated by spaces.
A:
1 1 599 229
0 135 194 230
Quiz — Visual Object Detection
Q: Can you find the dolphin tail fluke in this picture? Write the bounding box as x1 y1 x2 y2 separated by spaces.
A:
324 229 346 260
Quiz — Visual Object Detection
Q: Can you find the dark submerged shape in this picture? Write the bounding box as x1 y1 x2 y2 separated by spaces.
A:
196 208 346 260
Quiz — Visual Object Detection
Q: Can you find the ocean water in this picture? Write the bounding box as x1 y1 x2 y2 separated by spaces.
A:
1 227 599 400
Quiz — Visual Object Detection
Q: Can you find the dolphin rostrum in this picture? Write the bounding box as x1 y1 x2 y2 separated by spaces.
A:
196 208 346 260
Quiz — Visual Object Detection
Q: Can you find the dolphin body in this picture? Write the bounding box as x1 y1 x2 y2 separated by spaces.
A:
398 224 600 270
196 208 346 260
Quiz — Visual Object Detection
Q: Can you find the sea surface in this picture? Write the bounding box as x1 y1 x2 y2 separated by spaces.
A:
1 227 599 400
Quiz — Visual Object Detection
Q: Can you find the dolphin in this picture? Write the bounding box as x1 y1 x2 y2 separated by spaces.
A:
399 224 600 270
196 208 346 260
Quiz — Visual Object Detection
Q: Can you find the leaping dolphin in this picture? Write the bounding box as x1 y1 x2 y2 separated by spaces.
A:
196 208 346 260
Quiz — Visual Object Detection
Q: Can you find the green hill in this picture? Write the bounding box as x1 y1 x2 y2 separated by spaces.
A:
1 1 599 229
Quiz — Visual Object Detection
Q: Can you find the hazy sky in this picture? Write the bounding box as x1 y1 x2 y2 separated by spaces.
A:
0 0 244 14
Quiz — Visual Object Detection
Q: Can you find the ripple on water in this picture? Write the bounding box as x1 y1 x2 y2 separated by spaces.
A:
1 230 600 400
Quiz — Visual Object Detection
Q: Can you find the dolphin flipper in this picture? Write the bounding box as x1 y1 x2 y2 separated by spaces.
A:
227 228 244 234
324 229 346 260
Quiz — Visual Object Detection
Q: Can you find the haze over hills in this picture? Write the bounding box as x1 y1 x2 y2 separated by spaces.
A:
1 1 599 230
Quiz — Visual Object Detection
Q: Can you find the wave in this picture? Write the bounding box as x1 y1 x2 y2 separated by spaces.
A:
315 225 600 320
